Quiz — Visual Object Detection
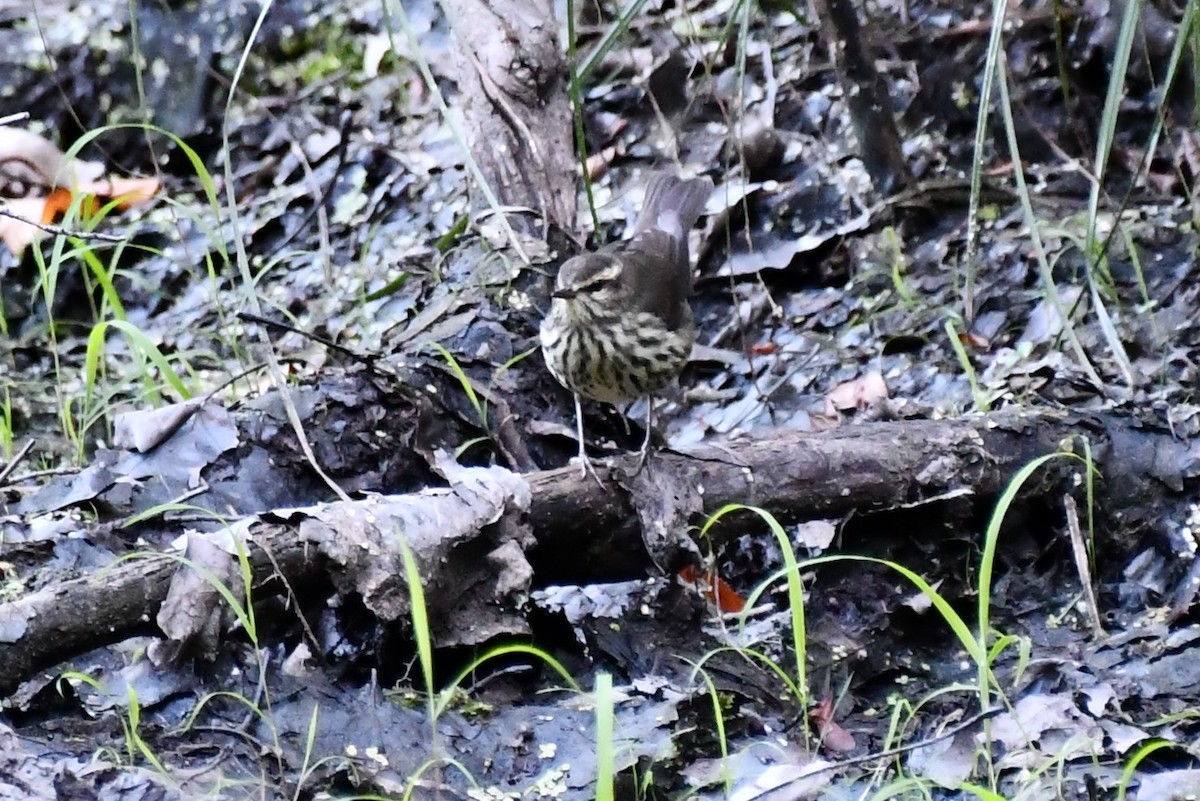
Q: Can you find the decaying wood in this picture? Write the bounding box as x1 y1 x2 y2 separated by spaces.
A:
0 410 1190 697
442 0 577 236
528 410 1124 570
811 0 912 195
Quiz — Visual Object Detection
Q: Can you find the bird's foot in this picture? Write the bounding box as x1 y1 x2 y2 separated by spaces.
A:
568 393 606 487
571 443 606 487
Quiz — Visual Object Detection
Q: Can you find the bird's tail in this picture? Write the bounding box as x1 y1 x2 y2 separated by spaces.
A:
634 173 713 241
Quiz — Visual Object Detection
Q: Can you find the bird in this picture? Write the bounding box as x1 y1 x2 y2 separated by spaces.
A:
540 172 713 478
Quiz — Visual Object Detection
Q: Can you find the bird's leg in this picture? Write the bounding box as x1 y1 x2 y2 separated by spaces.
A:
572 392 603 484
634 397 653 473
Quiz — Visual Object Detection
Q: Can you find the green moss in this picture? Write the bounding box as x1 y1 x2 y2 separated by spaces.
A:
267 20 394 87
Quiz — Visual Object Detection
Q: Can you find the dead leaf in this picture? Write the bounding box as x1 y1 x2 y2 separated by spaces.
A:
0 197 50 253
113 399 206 453
794 520 837 549
80 175 161 211
809 696 856 752
1019 286 1084 346
0 126 104 191
909 729 977 788
901 579 942 613
0 171 160 254
957 330 990 350
678 565 746 613
41 186 84 222
825 370 889 414
151 530 241 665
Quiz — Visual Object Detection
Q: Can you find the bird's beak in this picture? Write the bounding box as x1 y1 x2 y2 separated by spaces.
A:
552 287 577 300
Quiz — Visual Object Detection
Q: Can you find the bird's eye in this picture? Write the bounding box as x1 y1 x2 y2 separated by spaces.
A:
583 276 615 293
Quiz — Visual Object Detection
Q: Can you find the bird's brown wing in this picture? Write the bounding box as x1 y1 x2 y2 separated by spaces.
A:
593 173 712 330
635 174 713 242
610 231 692 329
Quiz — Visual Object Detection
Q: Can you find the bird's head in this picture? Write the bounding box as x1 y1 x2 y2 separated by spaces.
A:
552 253 628 314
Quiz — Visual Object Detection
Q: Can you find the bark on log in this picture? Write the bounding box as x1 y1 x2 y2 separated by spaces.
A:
0 411 1188 697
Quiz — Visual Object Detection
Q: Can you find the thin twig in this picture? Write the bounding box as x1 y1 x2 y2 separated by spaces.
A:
799 705 1003 779
0 439 35 486
0 208 127 243
235 311 383 368
265 110 352 271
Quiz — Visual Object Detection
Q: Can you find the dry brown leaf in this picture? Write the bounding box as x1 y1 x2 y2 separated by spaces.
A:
958 330 990 350
0 196 50 253
78 175 161 210
825 370 889 415
0 173 160 255
0 126 104 191
810 696 857 752
0 126 160 254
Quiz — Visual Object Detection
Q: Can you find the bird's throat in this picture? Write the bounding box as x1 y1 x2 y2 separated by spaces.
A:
558 296 608 327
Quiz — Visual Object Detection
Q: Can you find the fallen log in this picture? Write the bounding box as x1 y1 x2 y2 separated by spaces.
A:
0 410 1190 697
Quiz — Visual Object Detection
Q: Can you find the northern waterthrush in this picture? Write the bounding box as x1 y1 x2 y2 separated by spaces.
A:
540 172 713 477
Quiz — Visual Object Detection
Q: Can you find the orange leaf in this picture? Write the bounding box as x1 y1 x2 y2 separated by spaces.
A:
711 574 745 613
678 565 746 613
41 187 100 223
957 330 990 349
38 175 159 226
